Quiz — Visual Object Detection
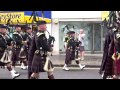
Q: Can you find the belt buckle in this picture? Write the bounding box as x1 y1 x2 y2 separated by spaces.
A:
35 50 39 54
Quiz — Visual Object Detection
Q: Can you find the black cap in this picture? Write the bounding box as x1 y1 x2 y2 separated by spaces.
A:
37 20 46 26
0 24 8 29
67 31 75 34
26 27 31 30
15 24 22 28
0 24 3 27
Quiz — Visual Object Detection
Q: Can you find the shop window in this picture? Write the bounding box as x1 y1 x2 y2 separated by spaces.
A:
59 21 93 52
94 23 101 51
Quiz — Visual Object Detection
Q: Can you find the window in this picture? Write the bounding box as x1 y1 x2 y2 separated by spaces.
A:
59 21 93 52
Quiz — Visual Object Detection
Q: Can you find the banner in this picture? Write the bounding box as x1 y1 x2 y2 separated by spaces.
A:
0 12 51 24
0 12 25 24
24 16 51 23
101 11 109 21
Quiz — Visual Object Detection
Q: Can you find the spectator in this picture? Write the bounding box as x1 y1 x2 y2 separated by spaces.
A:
78 29 85 60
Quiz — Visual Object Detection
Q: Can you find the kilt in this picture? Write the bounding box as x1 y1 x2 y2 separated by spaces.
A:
104 56 113 76
19 47 28 61
113 60 120 75
112 47 120 76
11 48 21 63
79 46 85 51
65 49 75 64
31 54 46 73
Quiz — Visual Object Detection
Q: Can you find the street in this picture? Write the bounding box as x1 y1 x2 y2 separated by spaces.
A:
0 67 102 79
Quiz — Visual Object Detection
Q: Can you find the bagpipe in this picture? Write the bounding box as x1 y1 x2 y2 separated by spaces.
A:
46 30 55 56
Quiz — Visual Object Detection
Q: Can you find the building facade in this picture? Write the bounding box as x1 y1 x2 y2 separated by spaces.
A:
51 11 108 54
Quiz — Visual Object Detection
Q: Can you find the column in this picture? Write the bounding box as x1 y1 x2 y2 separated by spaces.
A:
51 18 60 55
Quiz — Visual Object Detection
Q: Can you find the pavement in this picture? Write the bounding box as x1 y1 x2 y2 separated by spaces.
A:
15 53 103 68
0 67 102 79
49 54 103 68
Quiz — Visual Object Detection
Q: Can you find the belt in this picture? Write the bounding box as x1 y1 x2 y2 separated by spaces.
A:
35 50 47 56
16 46 21 49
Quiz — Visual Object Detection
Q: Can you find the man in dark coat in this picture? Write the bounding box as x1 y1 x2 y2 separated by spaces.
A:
100 26 117 79
12 25 28 69
28 21 55 79
22 27 34 78
0 24 20 79
99 29 112 76
19 27 34 70
12 25 23 67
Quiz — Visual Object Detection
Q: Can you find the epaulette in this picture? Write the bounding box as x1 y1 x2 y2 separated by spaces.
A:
36 32 44 37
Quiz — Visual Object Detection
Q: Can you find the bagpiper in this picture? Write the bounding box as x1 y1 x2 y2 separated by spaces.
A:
22 27 34 78
63 31 85 71
28 21 55 79
12 25 27 70
0 24 20 79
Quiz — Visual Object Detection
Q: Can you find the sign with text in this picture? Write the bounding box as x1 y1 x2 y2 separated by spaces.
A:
101 11 109 21
0 12 25 24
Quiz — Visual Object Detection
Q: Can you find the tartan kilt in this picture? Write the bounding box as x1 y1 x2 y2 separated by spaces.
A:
65 49 75 64
113 59 120 75
112 47 120 76
31 54 46 73
11 48 21 62
104 56 113 76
